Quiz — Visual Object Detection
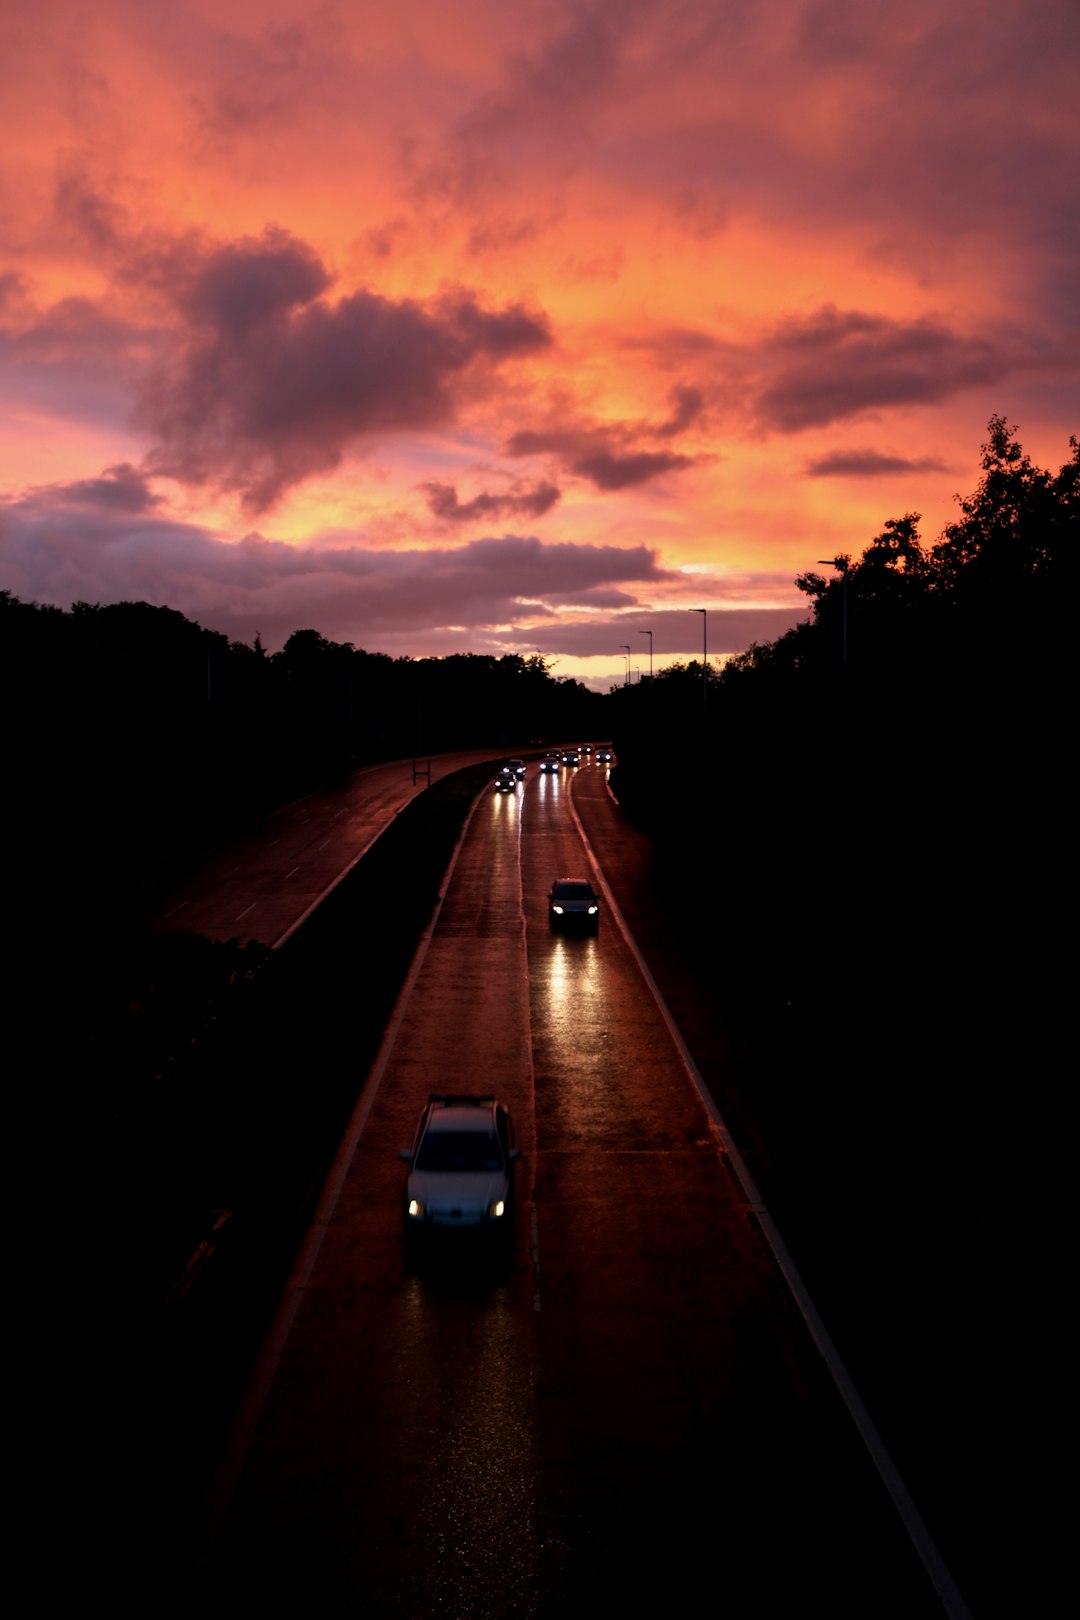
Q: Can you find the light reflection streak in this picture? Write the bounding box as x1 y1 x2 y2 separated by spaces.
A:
398 1271 538 1606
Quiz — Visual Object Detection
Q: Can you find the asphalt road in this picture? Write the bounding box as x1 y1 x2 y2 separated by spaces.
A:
151 749 522 947
192 762 947 1617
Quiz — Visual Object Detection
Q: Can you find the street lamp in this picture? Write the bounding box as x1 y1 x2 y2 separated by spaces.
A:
620 644 631 687
639 629 653 681
817 557 849 667
690 608 707 707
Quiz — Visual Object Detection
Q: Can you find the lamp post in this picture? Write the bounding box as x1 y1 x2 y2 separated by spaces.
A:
620 644 631 687
639 629 653 681
817 557 849 667
690 608 707 708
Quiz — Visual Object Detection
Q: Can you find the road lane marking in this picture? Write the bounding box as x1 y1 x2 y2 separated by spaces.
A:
529 1205 541 1314
235 903 256 920
518 778 541 1315
202 779 491 1561
567 774 972 1620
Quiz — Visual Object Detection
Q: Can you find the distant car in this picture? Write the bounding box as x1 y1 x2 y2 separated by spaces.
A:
401 1094 518 1254
506 758 527 779
494 769 517 792
538 753 559 773
548 877 600 932
579 744 593 756
596 747 613 764
561 749 580 767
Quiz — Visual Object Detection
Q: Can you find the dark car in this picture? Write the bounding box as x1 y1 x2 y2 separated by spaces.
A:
401 1094 518 1256
538 753 560 773
548 876 600 932
506 758 527 779
560 749 580 767
494 769 517 792
596 746 613 764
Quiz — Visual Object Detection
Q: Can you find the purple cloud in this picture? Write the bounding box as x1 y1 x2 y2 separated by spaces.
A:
422 481 561 523
755 306 1008 432
569 449 695 490
505 382 704 490
0 476 675 652
19 463 163 513
805 448 949 478
137 229 552 512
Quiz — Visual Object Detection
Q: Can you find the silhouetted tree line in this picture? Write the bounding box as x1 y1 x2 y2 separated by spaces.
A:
1 595 604 906
609 418 1074 1133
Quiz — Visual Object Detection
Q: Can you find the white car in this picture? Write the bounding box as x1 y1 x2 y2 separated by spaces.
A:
401 1095 519 1255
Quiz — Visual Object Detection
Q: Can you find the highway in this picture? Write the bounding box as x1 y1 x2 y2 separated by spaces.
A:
191 760 952 1616
151 749 517 947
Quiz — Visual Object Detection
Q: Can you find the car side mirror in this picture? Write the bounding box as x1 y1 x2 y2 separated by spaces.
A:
399 1149 412 1161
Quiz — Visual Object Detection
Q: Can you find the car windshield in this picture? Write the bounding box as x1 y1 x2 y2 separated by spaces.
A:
416 1129 504 1172
555 883 593 900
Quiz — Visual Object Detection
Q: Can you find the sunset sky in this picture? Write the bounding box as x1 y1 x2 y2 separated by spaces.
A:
2 0 1077 688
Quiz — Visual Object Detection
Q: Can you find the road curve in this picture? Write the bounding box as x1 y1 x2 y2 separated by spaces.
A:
151 749 522 947
196 761 946 1617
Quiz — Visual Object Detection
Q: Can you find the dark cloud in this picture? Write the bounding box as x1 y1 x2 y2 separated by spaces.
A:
569 448 695 490
755 306 1008 432
805 448 949 478
506 382 704 490
466 216 544 257
20 463 162 513
456 3 625 154
656 385 706 437
137 229 552 511
192 10 356 135
0 272 28 312
53 159 128 255
0 479 672 652
183 229 331 333
422 481 561 523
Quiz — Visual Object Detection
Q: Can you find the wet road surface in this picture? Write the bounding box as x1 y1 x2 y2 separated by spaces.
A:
152 750 516 946
196 763 946 1616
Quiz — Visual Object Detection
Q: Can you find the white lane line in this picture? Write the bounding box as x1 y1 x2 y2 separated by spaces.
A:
163 900 189 918
518 778 541 1315
202 781 490 1559
529 1205 541 1315
235 903 256 920
272 830 392 949
567 777 972 1620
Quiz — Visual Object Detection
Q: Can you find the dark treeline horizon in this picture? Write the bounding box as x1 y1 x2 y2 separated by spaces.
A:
4 414 1073 1104
605 416 1074 1276
2 592 608 898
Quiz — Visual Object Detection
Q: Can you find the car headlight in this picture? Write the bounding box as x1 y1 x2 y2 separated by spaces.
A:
488 1200 506 1219
588 905 598 914
552 904 564 914
406 1198 425 1219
